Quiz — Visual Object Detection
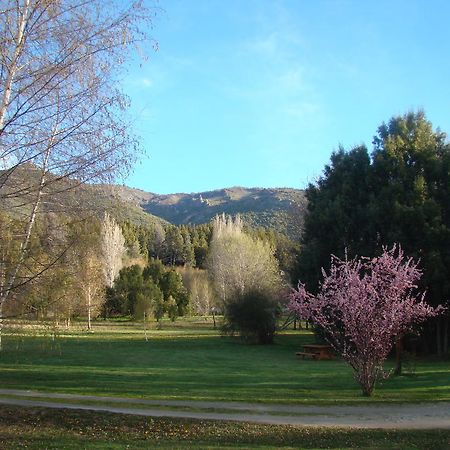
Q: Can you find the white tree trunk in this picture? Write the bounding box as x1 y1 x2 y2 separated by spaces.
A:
87 286 92 331
0 0 30 134
0 142 52 350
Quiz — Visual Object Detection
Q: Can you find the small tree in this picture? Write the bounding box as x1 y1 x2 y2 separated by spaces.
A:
289 246 443 396
153 295 165 328
159 270 190 317
166 295 178 322
78 252 105 331
133 282 163 321
111 265 145 315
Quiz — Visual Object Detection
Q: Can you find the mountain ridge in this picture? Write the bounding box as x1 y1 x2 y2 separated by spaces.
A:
1 165 306 239
110 185 306 239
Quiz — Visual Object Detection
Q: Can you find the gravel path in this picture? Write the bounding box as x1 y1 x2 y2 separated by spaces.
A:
0 389 449 429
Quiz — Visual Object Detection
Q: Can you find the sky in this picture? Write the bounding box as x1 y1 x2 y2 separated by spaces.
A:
123 0 450 194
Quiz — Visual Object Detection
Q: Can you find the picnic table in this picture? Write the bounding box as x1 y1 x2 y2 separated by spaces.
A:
296 344 334 361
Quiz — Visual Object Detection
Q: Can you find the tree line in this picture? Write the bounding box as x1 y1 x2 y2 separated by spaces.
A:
121 219 299 277
105 214 288 335
0 206 290 331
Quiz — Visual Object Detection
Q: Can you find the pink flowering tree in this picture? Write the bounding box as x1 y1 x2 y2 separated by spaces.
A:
288 246 444 396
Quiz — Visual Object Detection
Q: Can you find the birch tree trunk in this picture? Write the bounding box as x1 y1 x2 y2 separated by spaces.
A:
87 286 92 331
0 131 53 350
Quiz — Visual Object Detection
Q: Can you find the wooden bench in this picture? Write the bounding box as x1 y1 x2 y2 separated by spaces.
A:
303 344 334 360
295 351 318 360
296 344 334 361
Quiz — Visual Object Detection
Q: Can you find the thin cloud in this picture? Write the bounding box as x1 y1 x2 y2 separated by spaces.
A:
141 78 153 88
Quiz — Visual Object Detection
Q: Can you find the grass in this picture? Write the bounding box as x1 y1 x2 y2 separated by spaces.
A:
0 318 449 404
0 405 449 449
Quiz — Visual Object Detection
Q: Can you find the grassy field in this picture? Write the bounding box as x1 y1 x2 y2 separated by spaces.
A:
1 405 450 449
0 318 449 404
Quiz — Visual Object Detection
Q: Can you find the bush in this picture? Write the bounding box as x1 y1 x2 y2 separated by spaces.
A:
223 290 280 344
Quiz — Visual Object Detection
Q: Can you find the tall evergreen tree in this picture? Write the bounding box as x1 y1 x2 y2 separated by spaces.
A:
297 145 374 291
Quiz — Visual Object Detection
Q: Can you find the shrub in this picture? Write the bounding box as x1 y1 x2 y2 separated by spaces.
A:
223 290 280 344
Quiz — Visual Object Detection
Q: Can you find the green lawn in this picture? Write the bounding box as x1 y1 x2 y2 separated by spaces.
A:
0 318 449 404
1 405 450 449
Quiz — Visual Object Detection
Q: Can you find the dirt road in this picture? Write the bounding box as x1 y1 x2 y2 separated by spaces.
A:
0 388 448 429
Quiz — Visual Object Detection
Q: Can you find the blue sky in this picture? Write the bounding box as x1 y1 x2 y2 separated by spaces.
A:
123 0 450 194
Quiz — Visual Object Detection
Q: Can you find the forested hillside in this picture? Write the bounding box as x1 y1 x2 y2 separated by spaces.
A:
111 185 306 240
0 164 167 229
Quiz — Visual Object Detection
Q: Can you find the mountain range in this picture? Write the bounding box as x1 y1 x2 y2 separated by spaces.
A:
1 165 306 239
109 185 306 239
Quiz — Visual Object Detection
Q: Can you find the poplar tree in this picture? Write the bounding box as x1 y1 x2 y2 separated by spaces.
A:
101 213 125 288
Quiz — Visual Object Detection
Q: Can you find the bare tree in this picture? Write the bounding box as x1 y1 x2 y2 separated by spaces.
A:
101 212 125 287
0 0 156 347
66 216 105 331
78 250 104 331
